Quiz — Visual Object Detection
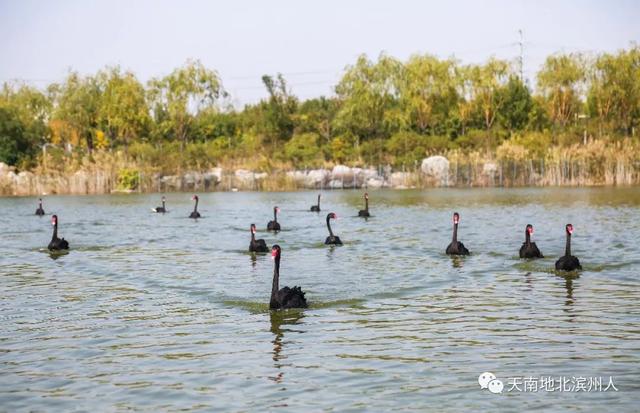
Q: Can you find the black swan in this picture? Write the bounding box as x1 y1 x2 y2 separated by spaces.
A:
446 212 470 255
555 224 582 271
270 245 307 309
519 224 543 258
152 196 167 213
48 214 69 251
249 223 269 253
267 206 281 231
324 212 342 245
189 195 201 218
35 198 45 216
310 194 321 212
358 192 370 217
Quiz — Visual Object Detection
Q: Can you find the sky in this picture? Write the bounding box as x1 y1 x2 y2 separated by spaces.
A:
1 0 638 106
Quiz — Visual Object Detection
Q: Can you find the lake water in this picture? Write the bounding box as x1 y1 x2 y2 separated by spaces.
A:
1 188 640 411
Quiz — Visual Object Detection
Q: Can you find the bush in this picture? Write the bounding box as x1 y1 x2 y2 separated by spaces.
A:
284 132 323 167
116 168 140 190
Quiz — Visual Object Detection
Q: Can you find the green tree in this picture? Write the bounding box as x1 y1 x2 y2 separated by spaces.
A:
334 53 402 140
148 59 226 149
466 58 510 131
537 53 586 127
0 83 51 165
588 46 640 135
396 54 459 134
98 67 150 147
49 72 103 154
295 97 338 144
496 76 533 132
284 132 323 167
258 73 297 147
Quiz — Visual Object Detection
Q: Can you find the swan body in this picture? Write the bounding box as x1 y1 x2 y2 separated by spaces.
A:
189 195 201 218
267 206 281 231
555 224 582 271
446 212 470 255
270 245 307 309
249 224 269 253
35 198 45 216
358 193 370 217
324 212 342 245
152 196 167 213
310 194 321 212
48 215 69 250
519 224 543 258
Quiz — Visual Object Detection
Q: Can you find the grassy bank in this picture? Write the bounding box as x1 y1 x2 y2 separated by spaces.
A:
1 137 638 196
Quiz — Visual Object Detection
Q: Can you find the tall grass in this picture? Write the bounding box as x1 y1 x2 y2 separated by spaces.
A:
1 137 639 195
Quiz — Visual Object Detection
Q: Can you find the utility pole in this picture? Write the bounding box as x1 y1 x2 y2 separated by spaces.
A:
518 29 525 82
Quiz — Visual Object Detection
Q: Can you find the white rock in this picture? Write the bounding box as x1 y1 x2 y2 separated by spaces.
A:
331 165 351 179
482 162 498 176
366 178 384 188
421 156 450 185
390 172 411 187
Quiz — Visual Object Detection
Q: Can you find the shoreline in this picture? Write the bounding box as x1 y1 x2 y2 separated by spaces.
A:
2 155 639 197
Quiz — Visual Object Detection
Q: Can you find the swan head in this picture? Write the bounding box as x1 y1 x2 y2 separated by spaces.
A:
251 223 257 234
453 212 460 225
566 223 574 234
51 215 58 226
328 212 338 220
364 192 369 199
271 244 281 259
192 195 199 201
274 206 280 213
162 196 166 201
526 224 534 234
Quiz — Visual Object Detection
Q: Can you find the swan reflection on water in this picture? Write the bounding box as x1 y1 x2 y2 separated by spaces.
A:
449 255 465 268
269 310 305 384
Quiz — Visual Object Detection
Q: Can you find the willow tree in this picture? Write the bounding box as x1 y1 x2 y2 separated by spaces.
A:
148 59 226 149
334 53 402 141
396 54 459 134
49 72 103 154
537 53 586 128
466 58 510 131
588 47 640 135
259 73 297 147
0 83 50 166
98 67 150 147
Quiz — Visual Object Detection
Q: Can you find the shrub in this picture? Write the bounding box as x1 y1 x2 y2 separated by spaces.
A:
116 168 139 190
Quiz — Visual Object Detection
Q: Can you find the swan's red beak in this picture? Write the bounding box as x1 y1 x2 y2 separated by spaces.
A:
528 226 534 234
453 213 460 224
51 217 56 226
567 224 574 234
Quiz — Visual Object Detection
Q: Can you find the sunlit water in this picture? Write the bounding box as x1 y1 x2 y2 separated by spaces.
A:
1 188 640 411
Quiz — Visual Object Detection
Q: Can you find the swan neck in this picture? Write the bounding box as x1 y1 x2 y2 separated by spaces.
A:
52 222 58 239
317 195 321 208
525 229 531 244
193 198 198 212
452 223 458 243
565 232 571 256
274 209 278 222
271 256 280 301
364 197 369 211
326 216 334 237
